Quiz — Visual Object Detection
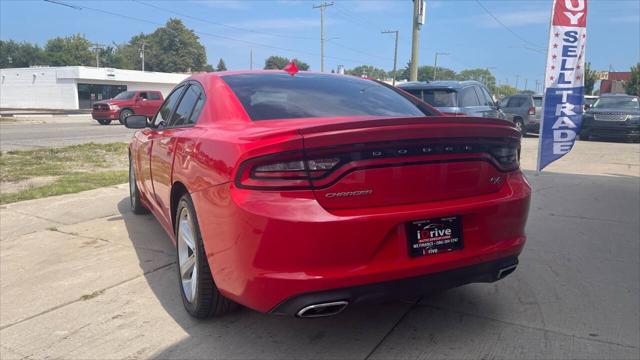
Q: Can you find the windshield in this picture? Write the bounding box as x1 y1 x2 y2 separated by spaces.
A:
593 97 639 109
222 73 427 121
422 89 457 107
113 91 136 100
533 97 543 107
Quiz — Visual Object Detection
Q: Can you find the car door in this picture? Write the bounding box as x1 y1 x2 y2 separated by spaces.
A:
149 82 205 226
459 86 481 116
477 85 501 118
138 85 186 215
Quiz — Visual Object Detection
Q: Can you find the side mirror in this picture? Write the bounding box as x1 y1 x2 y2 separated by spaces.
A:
124 115 148 129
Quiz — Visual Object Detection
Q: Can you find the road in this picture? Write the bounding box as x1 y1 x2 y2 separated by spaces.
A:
1 139 638 359
0 116 133 151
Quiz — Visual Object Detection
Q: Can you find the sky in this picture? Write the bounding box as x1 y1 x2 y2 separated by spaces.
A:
1 0 639 91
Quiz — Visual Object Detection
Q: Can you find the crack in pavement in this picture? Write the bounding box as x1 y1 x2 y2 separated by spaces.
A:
415 303 640 350
0 262 175 331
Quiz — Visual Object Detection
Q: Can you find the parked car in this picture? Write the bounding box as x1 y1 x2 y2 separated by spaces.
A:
499 94 543 135
580 94 640 142
397 80 505 119
91 90 164 125
125 71 531 318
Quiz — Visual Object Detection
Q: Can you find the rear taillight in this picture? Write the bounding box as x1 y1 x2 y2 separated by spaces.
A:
528 107 535 116
236 141 520 190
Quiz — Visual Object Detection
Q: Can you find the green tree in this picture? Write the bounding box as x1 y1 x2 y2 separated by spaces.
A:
44 34 94 66
584 62 597 95
495 84 518 97
397 63 456 82
456 68 497 92
346 65 386 80
624 63 639 96
264 56 309 71
0 40 47 68
216 58 227 71
144 19 210 72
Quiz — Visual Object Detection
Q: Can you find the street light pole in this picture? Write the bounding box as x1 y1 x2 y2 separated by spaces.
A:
433 52 449 81
410 0 423 81
382 30 399 86
313 2 333 72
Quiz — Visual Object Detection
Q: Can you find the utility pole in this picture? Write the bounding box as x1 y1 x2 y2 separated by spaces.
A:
535 80 541 93
485 66 496 86
382 30 399 86
410 0 424 81
91 43 104 68
433 52 449 81
515 74 520 91
139 41 146 72
524 78 528 91
250 49 253 70
313 2 333 72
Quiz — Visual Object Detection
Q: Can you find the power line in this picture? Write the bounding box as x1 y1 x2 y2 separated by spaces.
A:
475 0 543 49
42 0 389 69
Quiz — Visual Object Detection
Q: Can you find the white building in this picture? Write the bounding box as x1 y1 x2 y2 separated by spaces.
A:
0 66 190 110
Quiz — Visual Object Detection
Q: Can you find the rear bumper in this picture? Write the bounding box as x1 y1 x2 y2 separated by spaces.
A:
91 109 119 120
271 255 519 316
191 171 531 313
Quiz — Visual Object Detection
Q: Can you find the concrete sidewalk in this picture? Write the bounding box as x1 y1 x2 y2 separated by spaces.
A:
1 172 639 358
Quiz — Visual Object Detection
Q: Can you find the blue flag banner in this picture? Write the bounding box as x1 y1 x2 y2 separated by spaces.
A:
537 0 588 172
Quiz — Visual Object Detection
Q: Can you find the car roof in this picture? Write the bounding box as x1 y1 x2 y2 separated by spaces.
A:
397 80 483 90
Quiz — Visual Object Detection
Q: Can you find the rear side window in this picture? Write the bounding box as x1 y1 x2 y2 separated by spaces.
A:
222 73 425 121
422 89 457 107
533 97 543 107
170 84 205 127
507 96 525 108
148 92 162 100
459 87 480 107
154 85 185 127
478 86 495 106
404 89 423 100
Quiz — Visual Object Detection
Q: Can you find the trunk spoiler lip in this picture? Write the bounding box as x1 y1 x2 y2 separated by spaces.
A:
238 115 516 141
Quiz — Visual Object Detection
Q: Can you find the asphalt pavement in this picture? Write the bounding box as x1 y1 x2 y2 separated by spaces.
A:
0 116 133 151
0 133 639 359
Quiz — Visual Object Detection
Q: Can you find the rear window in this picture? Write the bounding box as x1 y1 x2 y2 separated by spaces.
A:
422 89 457 107
222 73 426 121
113 91 136 100
533 97 543 107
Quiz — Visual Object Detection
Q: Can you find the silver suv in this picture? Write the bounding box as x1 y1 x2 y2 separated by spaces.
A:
499 94 543 135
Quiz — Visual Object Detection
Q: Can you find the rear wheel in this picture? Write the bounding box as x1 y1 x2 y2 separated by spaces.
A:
129 157 148 214
176 194 237 318
97 119 111 125
119 109 133 124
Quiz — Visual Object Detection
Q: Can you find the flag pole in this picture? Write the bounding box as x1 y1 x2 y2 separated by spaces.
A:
536 0 556 176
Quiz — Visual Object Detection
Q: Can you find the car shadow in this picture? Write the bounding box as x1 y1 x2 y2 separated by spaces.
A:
115 197 499 359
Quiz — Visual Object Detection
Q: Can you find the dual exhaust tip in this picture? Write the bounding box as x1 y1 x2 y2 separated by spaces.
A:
295 265 517 318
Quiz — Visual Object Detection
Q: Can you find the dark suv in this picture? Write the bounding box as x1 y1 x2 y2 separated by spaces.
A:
397 80 504 119
580 94 640 142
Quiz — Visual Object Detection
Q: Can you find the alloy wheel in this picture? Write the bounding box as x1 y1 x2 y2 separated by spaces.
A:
178 207 198 303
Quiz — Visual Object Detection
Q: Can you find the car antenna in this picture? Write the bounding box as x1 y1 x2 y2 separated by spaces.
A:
283 59 299 76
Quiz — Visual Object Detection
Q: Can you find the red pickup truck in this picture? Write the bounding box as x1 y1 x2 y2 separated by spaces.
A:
91 90 164 125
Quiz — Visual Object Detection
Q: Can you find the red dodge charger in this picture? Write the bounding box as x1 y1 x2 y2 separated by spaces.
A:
125 71 531 318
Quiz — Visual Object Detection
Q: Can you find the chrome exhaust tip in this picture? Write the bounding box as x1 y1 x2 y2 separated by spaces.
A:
296 301 349 318
497 264 517 280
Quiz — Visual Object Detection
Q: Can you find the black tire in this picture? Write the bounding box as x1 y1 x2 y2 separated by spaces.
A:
129 156 148 214
97 119 112 125
119 109 133 124
175 194 237 318
513 118 526 136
